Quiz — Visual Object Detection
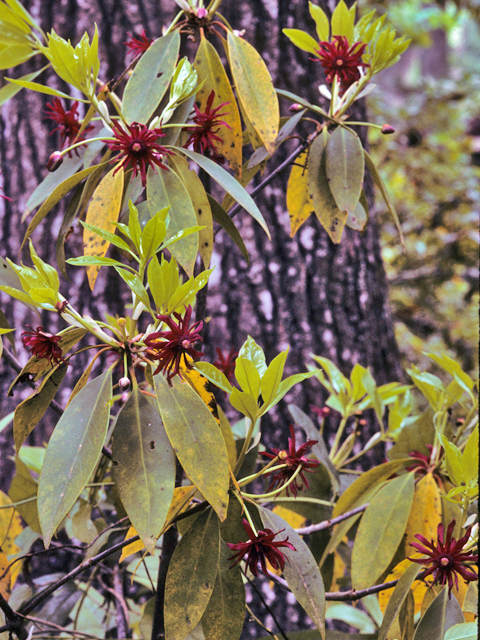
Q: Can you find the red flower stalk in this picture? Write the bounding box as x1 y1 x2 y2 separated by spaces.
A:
123 30 153 55
410 520 478 595
144 305 204 384
213 347 238 383
21 325 63 366
226 518 296 578
315 35 368 92
105 120 173 187
45 98 93 151
184 90 231 163
260 425 320 497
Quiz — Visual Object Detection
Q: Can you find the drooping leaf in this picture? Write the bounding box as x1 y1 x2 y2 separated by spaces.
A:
351 473 415 590
325 126 364 216
8 457 39 533
287 150 314 237
201 544 246 640
207 195 249 264
147 164 199 277
83 165 124 290
247 110 306 170
0 64 46 106
377 562 422 640
412 587 465 640
112 388 175 554
260 507 326 639
154 374 229 521
38 369 112 547
122 31 180 125
13 363 68 452
307 133 347 243
227 32 279 154
164 509 220 640
194 36 242 175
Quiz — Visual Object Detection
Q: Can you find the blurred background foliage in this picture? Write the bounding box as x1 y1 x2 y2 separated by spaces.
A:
364 0 479 377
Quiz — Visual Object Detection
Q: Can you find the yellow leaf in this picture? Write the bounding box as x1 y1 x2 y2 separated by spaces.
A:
179 356 220 426
453 564 478 622
330 549 347 593
287 150 313 237
194 37 243 175
0 551 11 602
404 472 442 555
378 555 429 615
272 505 306 530
228 32 279 154
119 486 196 563
83 165 124 290
0 490 23 587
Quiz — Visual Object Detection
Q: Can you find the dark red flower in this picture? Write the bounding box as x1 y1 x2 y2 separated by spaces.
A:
21 325 63 366
105 120 173 187
144 305 204 384
184 90 231 163
123 30 153 55
315 36 368 92
45 98 94 151
410 520 478 595
406 445 444 488
213 347 238 383
260 425 320 497
226 518 296 577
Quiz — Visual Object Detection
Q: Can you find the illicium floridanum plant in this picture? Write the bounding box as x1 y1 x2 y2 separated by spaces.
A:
0 1 477 639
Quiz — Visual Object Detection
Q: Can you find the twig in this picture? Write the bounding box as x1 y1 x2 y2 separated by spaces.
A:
246 576 290 640
0 591 29 640
294 504 368 535
26 614 98 638
246 604 280 640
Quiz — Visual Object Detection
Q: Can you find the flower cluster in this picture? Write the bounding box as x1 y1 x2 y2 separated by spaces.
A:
45 98 93 151
260 425 320 497
226 518 295 578
315 36 368 92
144 306 204 384
410 520 478 595
105 121 173 187
212 347 238 383
123 30 153 55
21 325 63 366
184 90 231 163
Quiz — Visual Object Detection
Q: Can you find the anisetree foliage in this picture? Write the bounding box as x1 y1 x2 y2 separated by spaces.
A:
0 1 477 639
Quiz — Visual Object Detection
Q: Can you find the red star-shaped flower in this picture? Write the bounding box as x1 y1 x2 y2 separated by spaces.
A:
410 520 478 596
21 325 63 366
226 518 296 578
315 35 368 92
184 90 231 163
45 98 94 151
123 30 153 55
144 305 204 384
260 425 320 497
406 444 444 488
105 120 173 187
212 347 238 383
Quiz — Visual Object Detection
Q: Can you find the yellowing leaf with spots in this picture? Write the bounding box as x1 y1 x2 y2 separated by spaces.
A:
378 556 429 615
194 36 243 175
0 490 23 586
119 486 196 563
83 165 124 290
272 505 307 530
228 32 279 154
0 550 11 601
287 150 314 237
404 472 442 555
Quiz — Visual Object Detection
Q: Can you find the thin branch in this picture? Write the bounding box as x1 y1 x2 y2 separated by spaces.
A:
246 576 290 640
0 591 29 640
294 504 369 535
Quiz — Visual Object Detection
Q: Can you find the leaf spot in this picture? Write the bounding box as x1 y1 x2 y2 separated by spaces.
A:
149 440 155 450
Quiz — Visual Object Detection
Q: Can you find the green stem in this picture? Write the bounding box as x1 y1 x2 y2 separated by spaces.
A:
330 414 349 460
260 496 334 507
234 417 258 476
241 464 305 500
237 459 282 487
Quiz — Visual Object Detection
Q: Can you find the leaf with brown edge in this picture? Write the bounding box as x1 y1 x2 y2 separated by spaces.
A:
83 165 124 290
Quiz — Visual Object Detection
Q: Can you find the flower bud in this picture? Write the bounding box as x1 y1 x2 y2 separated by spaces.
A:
381 124 395 135
119 377 131 390
196 7 208 18
46 151 63 172
288 103 303 113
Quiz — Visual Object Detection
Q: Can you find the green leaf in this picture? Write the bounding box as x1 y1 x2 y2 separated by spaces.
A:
80 221 133 255
0 64 45 105
8 457 40 533
147 164 199 277
427 352 475 392
351 473 415 590
229 387 258 422
311 355 351 396
154 374 229 521
38 369 112 547
112 388 175 554
309 3 330 42
235 356 261 399
260 349 288 408
438 436 464 487
307 133 347 243
462 426 478 485
331 0 355 43
326 126 364 216
326 604 375 633
0 43 34 69
13 364 68 452
412 587 464 640
114 267 151 310
377 562 422 640
5 78 80 99
361 368 384 426
67 255 125 267
444 624 479 640
176 148 270 239
260 507 326 639
207 195 249 264
227 31 279 154
283 29 319 54
201 544 246 640
238 336 267 376
193 362 233 395
164 509 220 640
261 371 316 414
123 31 180 125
